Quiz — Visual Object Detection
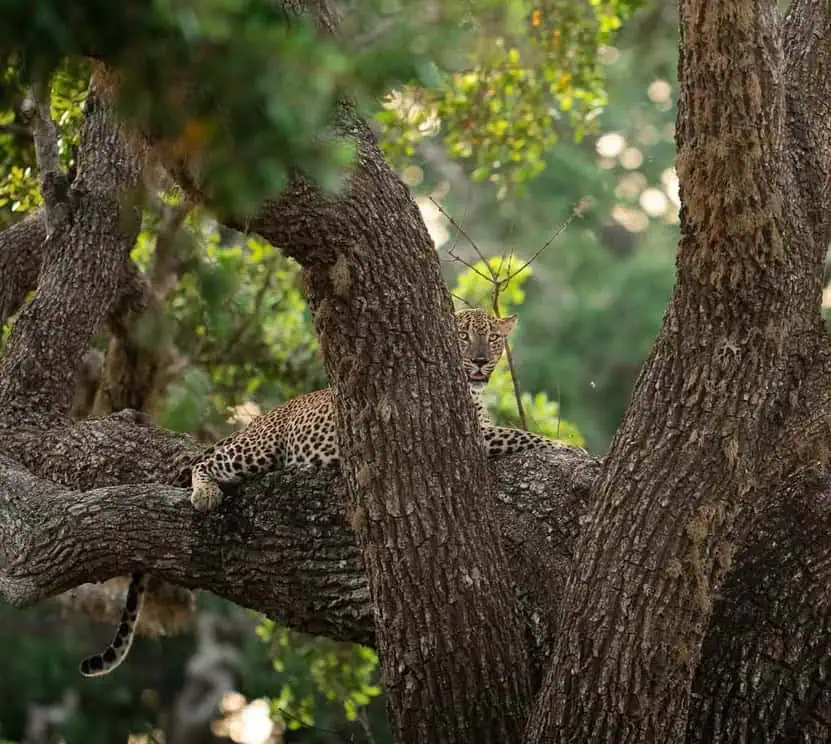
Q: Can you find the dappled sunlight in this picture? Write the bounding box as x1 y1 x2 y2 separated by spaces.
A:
212 693 283 744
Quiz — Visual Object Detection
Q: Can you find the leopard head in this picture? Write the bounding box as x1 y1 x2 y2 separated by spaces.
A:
455 309 517 392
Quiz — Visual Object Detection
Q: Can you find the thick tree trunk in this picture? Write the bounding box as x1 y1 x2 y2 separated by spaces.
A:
2 1 831 742
686 484 831 744
0 212 46 324
0 86 145 427
524 2 831 742
242 110 533 743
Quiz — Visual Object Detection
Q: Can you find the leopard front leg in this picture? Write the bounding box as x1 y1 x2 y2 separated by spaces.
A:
191 460 227 511
190 433 282 511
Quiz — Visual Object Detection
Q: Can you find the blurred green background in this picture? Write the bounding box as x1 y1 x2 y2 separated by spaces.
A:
0 0 685 740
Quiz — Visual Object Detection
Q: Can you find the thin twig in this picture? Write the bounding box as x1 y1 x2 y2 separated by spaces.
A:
435 196 587 434
451 292 476 308
502 338 528 430
505 201 585 283
356 708 378 744
429 195 493 282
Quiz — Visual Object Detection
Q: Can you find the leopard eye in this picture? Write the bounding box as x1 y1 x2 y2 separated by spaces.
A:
459 331 470 342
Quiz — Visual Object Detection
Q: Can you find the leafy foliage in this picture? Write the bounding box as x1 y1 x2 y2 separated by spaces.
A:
128 217 326 435
378 0 644 191
0 0 465 216
0 60 87 218
257 621 383 731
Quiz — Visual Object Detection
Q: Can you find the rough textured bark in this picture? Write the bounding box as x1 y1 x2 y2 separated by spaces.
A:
0 415 827 743
524 2 831 742
243 111 533 743
686 483 831 743
0 211 46 325
1 0 831 741
0 86 145 426
0 425 590 651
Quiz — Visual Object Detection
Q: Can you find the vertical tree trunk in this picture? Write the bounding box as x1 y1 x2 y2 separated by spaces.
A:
246 112 532 743
524 2 829 741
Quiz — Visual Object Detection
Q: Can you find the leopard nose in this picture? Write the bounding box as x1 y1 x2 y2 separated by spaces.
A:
471 356 488 366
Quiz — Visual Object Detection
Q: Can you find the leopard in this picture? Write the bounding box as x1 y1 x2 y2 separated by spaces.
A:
79 308 569 677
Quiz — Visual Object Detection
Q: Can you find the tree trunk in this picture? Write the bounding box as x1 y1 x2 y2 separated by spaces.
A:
242 110 533 743
1 1 831 742
524 1 831 742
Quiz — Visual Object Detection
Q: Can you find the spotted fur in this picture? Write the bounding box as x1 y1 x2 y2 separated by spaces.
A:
81 309 567 676
79 572 148 677
189 308 563 510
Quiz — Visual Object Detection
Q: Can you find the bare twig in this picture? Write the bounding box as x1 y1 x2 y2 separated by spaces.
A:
504 200 587 284
356 708 378 744
429 195 493 282
431 195 586 432
451 292 476 308
501 339 528 430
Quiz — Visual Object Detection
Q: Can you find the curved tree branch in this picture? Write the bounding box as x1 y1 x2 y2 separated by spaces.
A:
0 429 593 649
0 81 146 426
0 412 828 744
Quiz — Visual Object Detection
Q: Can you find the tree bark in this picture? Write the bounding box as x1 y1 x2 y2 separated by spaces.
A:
686 482 831 744
524 2 831 742
0 84 145 426
0 212 46 325
0 414 827 743
0 422 590 650
2 1 831 742
240 110 533 743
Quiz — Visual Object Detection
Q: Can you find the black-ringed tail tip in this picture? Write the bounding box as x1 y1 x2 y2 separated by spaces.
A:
79 572 148 677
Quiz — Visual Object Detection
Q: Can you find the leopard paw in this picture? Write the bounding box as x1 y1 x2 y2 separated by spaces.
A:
190 480 224 511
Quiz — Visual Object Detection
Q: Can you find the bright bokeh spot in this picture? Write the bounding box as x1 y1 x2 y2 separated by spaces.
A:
598 44 620 65
647 79 672 103
661 167 681 206
596 131 626 158
615 172 647 200
639 188 668 217
416 196 450 249
612 205 649 233
619 147 643 169
402 165 424 186
213 695 281 744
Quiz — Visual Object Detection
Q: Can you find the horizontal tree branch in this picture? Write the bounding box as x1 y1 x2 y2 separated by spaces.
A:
0 426 594 651
0 411 828 740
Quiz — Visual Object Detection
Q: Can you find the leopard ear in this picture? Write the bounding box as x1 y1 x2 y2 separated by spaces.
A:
495 315 517 337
